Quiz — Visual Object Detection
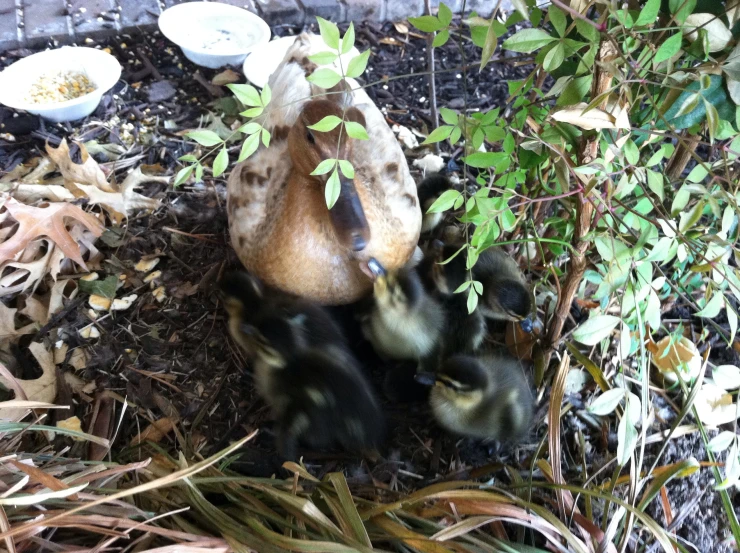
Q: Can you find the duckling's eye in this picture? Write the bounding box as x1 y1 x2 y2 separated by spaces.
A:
306 131 315 144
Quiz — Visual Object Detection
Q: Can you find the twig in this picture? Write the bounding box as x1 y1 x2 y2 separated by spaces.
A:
193 71 224 98
542 39 618 367
135 48 162 81
425 0 440 154
31 295 87 342
665 131 700 180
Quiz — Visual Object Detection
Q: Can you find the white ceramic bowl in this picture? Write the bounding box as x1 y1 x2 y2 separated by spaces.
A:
242 34 360 88
0 47 121 123
159 2 271 69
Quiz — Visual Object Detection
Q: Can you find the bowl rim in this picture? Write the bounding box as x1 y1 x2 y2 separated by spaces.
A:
0 46 122 112
158 2 270 57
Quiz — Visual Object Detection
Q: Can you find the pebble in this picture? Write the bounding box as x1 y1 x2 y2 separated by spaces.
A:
146 80 177 103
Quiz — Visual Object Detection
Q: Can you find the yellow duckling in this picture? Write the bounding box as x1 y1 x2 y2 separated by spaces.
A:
227 34 421 305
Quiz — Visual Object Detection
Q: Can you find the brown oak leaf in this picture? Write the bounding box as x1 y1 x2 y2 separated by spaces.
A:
0 197 104 270
45 139 116 193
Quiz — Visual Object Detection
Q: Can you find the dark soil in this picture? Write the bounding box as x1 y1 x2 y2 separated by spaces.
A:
1 19 737 552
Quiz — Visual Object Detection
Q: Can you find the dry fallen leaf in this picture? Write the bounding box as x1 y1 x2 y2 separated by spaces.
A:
0 302 37 347
0 197 104 270
551 102 631 130
130 416 177 446
694 383 738 426
649 335 702 384
212 68 241 86
46 139 116 192
0 342 57 405
57 415 84 439
683 13 732 53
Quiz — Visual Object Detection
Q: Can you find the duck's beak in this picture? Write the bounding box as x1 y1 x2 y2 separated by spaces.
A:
330 174 370 252
519 316 535 333
414 372 437 387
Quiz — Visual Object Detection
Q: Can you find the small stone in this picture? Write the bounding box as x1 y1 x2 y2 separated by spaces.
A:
146 80 177 103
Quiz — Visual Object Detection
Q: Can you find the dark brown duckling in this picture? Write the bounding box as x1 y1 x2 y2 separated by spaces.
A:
220 271 384 459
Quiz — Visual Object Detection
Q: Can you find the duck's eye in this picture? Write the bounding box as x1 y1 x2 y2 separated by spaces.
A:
306 131 315 144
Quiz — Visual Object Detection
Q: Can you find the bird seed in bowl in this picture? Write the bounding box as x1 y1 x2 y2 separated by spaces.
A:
25 71 96 104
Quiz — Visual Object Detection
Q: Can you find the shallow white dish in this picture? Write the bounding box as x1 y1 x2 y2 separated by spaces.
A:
159 2 270 69
242 34 360 88
0 47 121 123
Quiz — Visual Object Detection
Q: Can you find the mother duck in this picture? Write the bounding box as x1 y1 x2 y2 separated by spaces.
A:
227 34 421 305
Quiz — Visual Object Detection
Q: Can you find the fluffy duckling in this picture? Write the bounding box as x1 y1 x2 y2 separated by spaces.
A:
220 272 383 459
416 353 534 442
423 242 534 332
362 257 445 362
220 271 348 356
417 173 453 234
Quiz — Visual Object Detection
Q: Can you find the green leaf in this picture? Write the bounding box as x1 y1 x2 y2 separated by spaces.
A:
178 154 198 162
623 140 639 165
238 122 261 135
237 133 260 162
660 75 734 131
307 68 343 89
344 121 369 140
502 28 556 53
439 107 458 125
308 51 338 65
480 21 497 70
325 168 340 209
227 83 262 107
463 151 508 168
467 287 479 314
427 189 461 213
588 388 625 416
668 0 696 24
185 130 223 147
311 158 337 176
454 280 472 293
317 16 340 50
543 42 565 72
438 2 453 26
696 292 724 318
686 164 708 182
548 6 567 37
260 83 271 107
345 50 370 78
646 169 664 200
212 148 228 178
433 29 450 48
240 106 264 118
338 160 354 179
408 15 444 33
174 165 194 187
79 274 119 299
576 19 598 42
705 100 719 141
617 400 638 466
573 314 621 345
195 163 203 182
307 115 343 132
261 128 270 148
635 0 660 26
423 125 453 144
342 22 355 55
708 431 736 453
449 126 462 144
654 33 682 64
